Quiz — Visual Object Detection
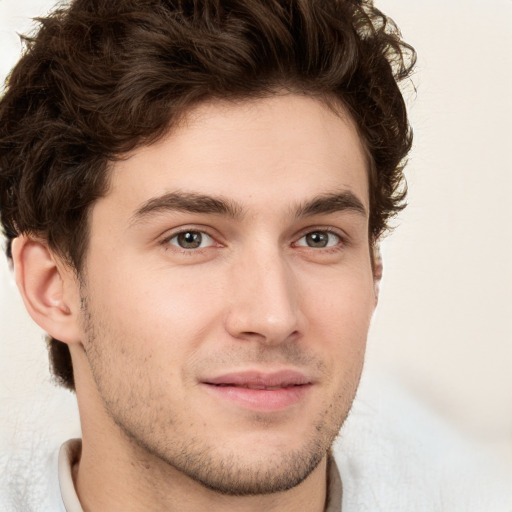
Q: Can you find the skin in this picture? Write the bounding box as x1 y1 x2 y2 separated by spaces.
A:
16 94 377 511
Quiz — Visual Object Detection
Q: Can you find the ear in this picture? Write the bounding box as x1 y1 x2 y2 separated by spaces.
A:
372 244 383 306
11 235 82 345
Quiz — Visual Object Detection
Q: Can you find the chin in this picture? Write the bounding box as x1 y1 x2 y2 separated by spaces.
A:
174 445 328 496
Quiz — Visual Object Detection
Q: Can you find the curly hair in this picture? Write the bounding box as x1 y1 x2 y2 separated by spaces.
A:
0 0 416 390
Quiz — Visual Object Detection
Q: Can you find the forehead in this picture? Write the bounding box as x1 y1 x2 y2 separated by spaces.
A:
97 94 369 221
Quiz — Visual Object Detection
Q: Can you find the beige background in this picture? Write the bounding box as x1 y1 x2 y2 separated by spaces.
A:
1 0 511 466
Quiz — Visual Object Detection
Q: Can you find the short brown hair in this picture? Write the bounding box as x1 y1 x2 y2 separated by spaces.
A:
0 0 416 390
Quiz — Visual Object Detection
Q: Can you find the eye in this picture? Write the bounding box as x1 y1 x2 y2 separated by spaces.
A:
168 230 215 249
295 230 341 248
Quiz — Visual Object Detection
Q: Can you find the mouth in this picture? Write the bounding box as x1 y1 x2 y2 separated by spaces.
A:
201 370 313 412
212 383 301 390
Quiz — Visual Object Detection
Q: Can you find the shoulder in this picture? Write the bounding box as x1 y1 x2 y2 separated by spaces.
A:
0 437 67 512
333 372 512 512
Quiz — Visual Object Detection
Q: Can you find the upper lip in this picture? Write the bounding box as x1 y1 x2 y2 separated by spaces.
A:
202 370 312 389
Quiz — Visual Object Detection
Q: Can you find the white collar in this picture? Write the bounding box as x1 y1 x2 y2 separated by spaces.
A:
58 439 84 512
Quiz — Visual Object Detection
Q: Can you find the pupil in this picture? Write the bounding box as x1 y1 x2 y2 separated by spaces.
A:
178 231 202 249
306 232 328 247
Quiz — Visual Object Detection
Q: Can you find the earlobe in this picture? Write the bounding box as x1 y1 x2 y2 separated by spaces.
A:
11 235 82 345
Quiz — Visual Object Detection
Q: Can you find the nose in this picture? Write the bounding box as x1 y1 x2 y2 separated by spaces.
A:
224 245 304 345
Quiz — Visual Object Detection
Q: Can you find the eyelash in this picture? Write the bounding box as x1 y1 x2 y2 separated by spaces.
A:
293 227 347 252
160 227 220 255
160 226 347 255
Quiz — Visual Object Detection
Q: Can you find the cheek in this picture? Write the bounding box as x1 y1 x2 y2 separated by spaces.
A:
86 263 225 354
300 268 374 385
303 268 375 339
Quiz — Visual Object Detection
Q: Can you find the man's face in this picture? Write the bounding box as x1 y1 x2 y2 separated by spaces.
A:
74 94 376 495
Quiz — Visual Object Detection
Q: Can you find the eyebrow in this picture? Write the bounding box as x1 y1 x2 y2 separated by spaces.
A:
130 191 243 225
294 191 367 218
130 189 367 226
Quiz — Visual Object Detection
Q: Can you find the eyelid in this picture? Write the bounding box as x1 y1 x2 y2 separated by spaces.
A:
169 231 214 249
292 226 347 247
159 225 223 249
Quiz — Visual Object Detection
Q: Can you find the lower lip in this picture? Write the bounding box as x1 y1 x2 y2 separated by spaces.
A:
202 384 311 412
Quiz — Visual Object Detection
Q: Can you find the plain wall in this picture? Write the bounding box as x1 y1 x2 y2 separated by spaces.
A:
1 0 511 464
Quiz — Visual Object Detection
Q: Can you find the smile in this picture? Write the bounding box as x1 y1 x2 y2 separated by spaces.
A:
201 370 313 412
213 384 299 390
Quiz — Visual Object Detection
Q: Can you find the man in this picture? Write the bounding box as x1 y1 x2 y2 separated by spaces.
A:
0 1 508 511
